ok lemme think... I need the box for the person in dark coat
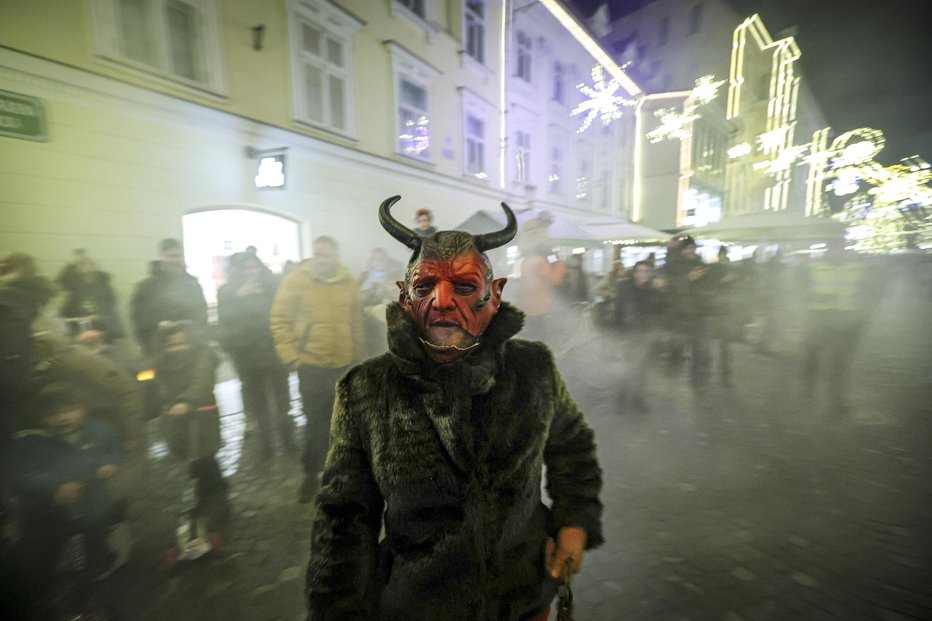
[56,250,124,343]
[306,197,603,621]
[130,238,208,358]
[615,260,667,410]
[661,236,714,391]
[9,381,126,603]
[217,252,295,457]
[153,321,228,525]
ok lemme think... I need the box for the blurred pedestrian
[662,236,713,391]
[130,238,208,358]
[358,247,404,358]
[515,215,566,344]
[801,238,869,414]
[413,207,437,237]
[615,260,667,410]
[9,381,126,595]
[559,253,590,305]
[270,236,364,503]
[218,252,296,458]
[154,321,229,527]
[307,196,603,621]
[706,246,744,387]
[752,247,784,356]
[56,249,124,345]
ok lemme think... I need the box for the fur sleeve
[543,357,605,549]
[306,374,384,620]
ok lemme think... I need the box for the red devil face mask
[399,253,507,362]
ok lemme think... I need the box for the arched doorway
[182,208,302,313]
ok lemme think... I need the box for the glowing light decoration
[400,116,430,157]
[728,142,751,158]
[644,75,724,144]
[727,15,801,211]
[572,65,636,133]
[646,107,697,143]
[817,128,932,253]
[691,75,726,105]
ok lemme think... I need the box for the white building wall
[0,48,512,319]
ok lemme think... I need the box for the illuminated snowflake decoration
[691,75,726,105]
[645,75,724,144]
[572,65,636,133]
[646,107,698,143]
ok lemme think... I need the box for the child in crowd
[153,320,229,526]
[10,381,126,585]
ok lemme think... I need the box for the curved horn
[378,195,420,250]
[474,202,518,252]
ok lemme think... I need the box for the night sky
[573,0,932,165]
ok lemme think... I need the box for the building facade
[0,0,642,316]
[597,0,828,230]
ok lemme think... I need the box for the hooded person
[306,196,604,621]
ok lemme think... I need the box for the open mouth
[431,320,461,328]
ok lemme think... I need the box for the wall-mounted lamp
[246,146,287,189]
[252,24,266,51]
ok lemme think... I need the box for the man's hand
[166,402,192,417]
[545,526,587,581]
[688,266,708,282]
[54,481,83,506]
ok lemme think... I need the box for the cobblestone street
[100,280,931,620]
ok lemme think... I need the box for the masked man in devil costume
[306,197,603,621]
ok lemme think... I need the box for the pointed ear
[489,277,507,306]
[396,280,408,305]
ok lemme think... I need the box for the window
[515,129,531,184]
[596,168,610,209]
[392,0,434,33]
[91,0,225,93]
[688,4,703,36]
[658,17,670,45]
[516,31,532,82]
[552,61,566,104]
[464,1,486,65]
[397,0,425,18]
[548,130,567,194]
[287,0,362,136]
[466,116,486,177]
[576,140,591,201]
[389,43,439,161]
[461,89,493,179]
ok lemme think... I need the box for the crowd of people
[0,201,883,619]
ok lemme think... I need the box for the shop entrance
[182,208,301,312]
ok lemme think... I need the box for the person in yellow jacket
[270,236,364,502]
[802,237,868,415]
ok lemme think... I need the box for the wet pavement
[96,280,931,621]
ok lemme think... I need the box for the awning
[580,219,669,244]
[454,208,596,243]
[681,211,845,242]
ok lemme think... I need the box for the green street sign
[0,89,48,142]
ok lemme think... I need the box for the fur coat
[306,301,603,621]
